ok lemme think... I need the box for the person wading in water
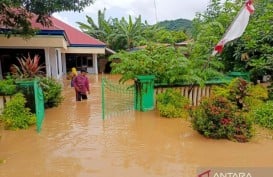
[73,69,90,101]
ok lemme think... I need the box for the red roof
[51,17,105,46]
[31,15,105,47]
[0,11,105,47]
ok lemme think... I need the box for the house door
[86,56,93,73]
[76,56,88,71]
[66,54,94,73]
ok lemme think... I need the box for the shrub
[212,78,268,111]
[251,101,273,129]
[156,88,190,118]
[227,78,249,109]
[0,75,17,95]
[0,93,36,130]
[244,84,268,110]
[266,83,273,100]
[40,77,63,108]
[12,54,45,79]
[190,96,253,142]
[109,44,222,84]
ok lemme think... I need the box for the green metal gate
[16,80,45,132]
[101,77,135,119]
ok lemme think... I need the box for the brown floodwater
[1,74,273,177]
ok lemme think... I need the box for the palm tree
[77,8,112,45]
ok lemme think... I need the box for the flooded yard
[1,74,273,177]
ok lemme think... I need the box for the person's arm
[85,77,90,94]
[73,76,80,91]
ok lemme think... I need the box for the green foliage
[1,0,95,37]
[267,82,273,100]
[191,77,268,142]
[151,30,188,44]
[192,0,238,60]
[228,78,249,109]
[156,88,190,118]
[252,101,273,129]
[153,30,174,44]
[78,11,145,51]
[40,77,63,108]
[243,83,268,110]
[110,44,222,84]
[239,0,273,80]
[77,8,113,47]
[78,9,191,51]
[0,93,36,130]
[190,96,253,142]
[0,76,17,95]
[192,0,273,81]
[156,18,193,34]
[212,78,268,111]
[113,15,144,50]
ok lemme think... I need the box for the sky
[53,0,213,29]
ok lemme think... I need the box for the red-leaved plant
[12,54,45,79]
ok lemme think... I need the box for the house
[0,15,107,79]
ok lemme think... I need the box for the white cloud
[54,0,214,28]
[52,13,70,24]
[83,0,212,24]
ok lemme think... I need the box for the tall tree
[192,0,273,82]
[77,8,112,43]
[114,15,144,50]
[191,0,242,74]
[0,0,95,36]
[237,0,273,80]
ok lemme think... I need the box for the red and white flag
[212,0,254,56]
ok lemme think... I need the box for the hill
[155,18,193,34]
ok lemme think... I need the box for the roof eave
[69,44,106,48]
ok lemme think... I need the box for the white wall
[44,48,52,77]
[86,54,98,74]
[44,48,63,79]
[56,48,62,78]
[46,49,101,76]
[61,53,66,75]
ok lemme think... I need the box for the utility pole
[154,0,158,24]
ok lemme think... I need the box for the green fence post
[101,77,105,120]
[33,80,45,133]
[134,75,155,112]
[15,79,45,133]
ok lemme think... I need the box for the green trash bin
[134,75,155,112]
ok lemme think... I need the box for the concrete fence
[0,95,12,114]
[155,84,215,106]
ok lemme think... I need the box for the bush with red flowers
[190,95,253,142]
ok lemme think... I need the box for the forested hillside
[155,18,192,33]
